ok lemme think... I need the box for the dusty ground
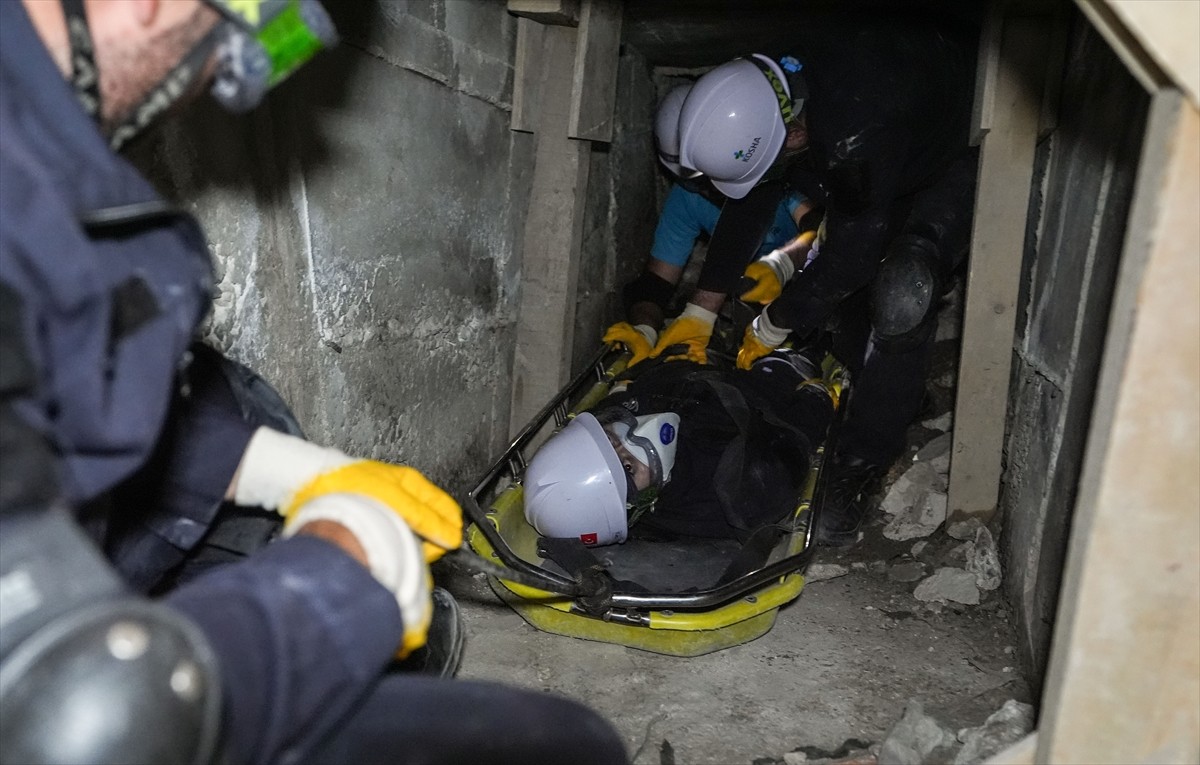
[442,298,1033,765]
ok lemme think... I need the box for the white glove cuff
[282,493,431,635]
[753,307,792,346]
[680,303,718,327]
[632,324,658,346]
[233,427,355,511]
[762,248,796,285]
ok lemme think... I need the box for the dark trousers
[833,149,977,465]
[303,675,629,765]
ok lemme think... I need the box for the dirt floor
[442,298,1034,765]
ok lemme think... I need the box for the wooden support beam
[948,16,1048,522]
[568,0,623,143]
[1035,90,1200,765]
[508,24,591,435]
[510,18,544,134]
[507,0,579,26]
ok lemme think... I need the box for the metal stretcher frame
[463,345,845,656]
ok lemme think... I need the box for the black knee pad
[870,235,942,352]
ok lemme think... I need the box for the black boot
[815,453,884,547]
[390,587,465,678]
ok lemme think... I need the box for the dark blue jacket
[0,5,400,762]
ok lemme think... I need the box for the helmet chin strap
[58,0,225,151]
[60,0,100,120]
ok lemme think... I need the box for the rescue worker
[0,2,627,763]
[655,22,979,546]
[604,84,819,366]
[524,349,839,546]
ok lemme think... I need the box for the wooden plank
[511,18,544,134]
[509,24,592,435]
[1075,0,1171,95]
[970,3,1003,146]
[568,0,623,143]
[507,0,579,26]
[947,18,1048,522]
[1108,0,1200,107]
[1036,91,1200,765]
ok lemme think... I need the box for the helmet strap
[57,0,227,151]
[747,54,806,127]
[108,25,225,151]
[59,0,101,120]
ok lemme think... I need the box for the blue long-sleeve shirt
[0,6,401,762]
[649,183,805,269]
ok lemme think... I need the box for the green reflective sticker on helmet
[258,2,324,86]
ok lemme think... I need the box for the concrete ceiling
[622,0,987,69]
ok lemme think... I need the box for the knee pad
[870,235,942,351]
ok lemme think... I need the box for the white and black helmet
[523,410,680,547]
[677,54,803,199]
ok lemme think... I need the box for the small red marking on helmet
[580,533,598,546]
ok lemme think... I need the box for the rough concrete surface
[446,338,1031,765]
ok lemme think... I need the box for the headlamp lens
[208,0,337,113]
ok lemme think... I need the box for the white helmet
[677,55,797,199]
[523,409,682,546]
[524,413,631,546]
[655,84,702,179]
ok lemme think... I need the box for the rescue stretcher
[461,344,848,657]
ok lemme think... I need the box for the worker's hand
[740,249,795,304]
[736,308,792,370]
[233,428,463,562]
[283,493,433,658]
[649,304,717,365]
[602,322,657,366]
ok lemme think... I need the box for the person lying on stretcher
[523,348,840,547]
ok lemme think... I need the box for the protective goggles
[206,0,338,112]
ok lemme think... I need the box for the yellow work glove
[602,322,658,366]
[740,249,795,304]
[233,428,462,563]
[736,308,792,370]
[648,304,717,365]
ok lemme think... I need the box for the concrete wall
[1000,12,1149,687]
[136,1,658,493]
[136,1,529,491]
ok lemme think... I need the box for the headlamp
[206,0,339,112]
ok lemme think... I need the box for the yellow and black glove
[736,307,792,370]
[740,249,795,304]
[602,322,657,366]
[648,304,717,365]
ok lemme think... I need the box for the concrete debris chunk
[878,701,953,765]
[914,433,951,463]
[921,412,953,432]
[952,700,1035,764]
[783,752,809,765]
[883,491,947,541]
[881,462,948,517]
[806,563,851,583]
[966,527,1002,591]
[888,561,926,583]
[947,541,974,563]
[910,541,928,558]
[946,518,983,540]
[913,567,980,605]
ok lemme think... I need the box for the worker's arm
[626,258,683,329]
[696,180,788,294]
[165,534,403,765]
